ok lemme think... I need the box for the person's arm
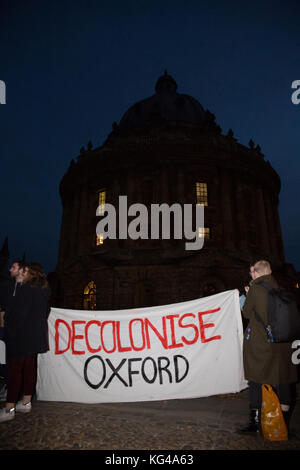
[242,285,256,319]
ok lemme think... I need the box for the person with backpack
[237,260,298,436]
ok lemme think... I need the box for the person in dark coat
[238,260,298,435]
[0,263,51,423]
[0,260,28,400]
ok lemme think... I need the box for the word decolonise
[54,308,222,355]
[54,308,222,389]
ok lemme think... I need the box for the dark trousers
[6,354,37,403]
[248,381,295,409]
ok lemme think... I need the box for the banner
[37,289,247,403]
[0,329,5,365]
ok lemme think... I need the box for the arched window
[196,182,208,206]
[83,281,97,310]
[96,189,106,246]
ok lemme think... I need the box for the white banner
[37,289,247,403]
[0,338,5,365]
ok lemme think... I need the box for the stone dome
[56,71,290,312]
[118,71,206,129]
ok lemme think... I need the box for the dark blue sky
[0,0,300,274]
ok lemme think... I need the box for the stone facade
[52,72,298,310]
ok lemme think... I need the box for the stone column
[235,182,248,252]
[126,170,135,206]
[177,170,185,205]
[221,172,235,249]
[269,193,285,262]
[71,189,82,257]
[256,188,270,254]
[59,196,75,264]
[210,176,218,209]
[57,204,67,266]
[77,185,91,255]
[160,168,169,203]
[112,177,120,205]
[263,190,278,255]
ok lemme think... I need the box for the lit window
[196,182,208,206]
[96,234,104,246]
[83,281,97,310]
[97,190,106,215]
[96,190,106,246]
[296,283,299,289]
[198,227,211,239]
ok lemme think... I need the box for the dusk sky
[0,0,300,274]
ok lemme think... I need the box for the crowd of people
[0,258,298,441]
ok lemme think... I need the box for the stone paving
[0,387,300,451]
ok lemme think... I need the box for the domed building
[53,71,294,310]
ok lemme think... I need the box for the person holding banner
[0,263,51,423]
[238,260,298,436]
[0,259,28,402]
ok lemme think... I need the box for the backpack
[254,282,300,343]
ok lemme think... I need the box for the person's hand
[244,286,250,294]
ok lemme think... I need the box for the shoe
[0,407,15,423]
[16,401,32,413]
[236,409,260,435]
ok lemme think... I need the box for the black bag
[254,282,300,343]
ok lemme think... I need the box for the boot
[282,410,290,431]
[237,409,260,435]
[282,409,293,438]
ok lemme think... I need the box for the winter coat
[3,280,51,361]
[0,279,13,309]
[242,274,298,385]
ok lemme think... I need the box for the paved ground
[0,385,300,451]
